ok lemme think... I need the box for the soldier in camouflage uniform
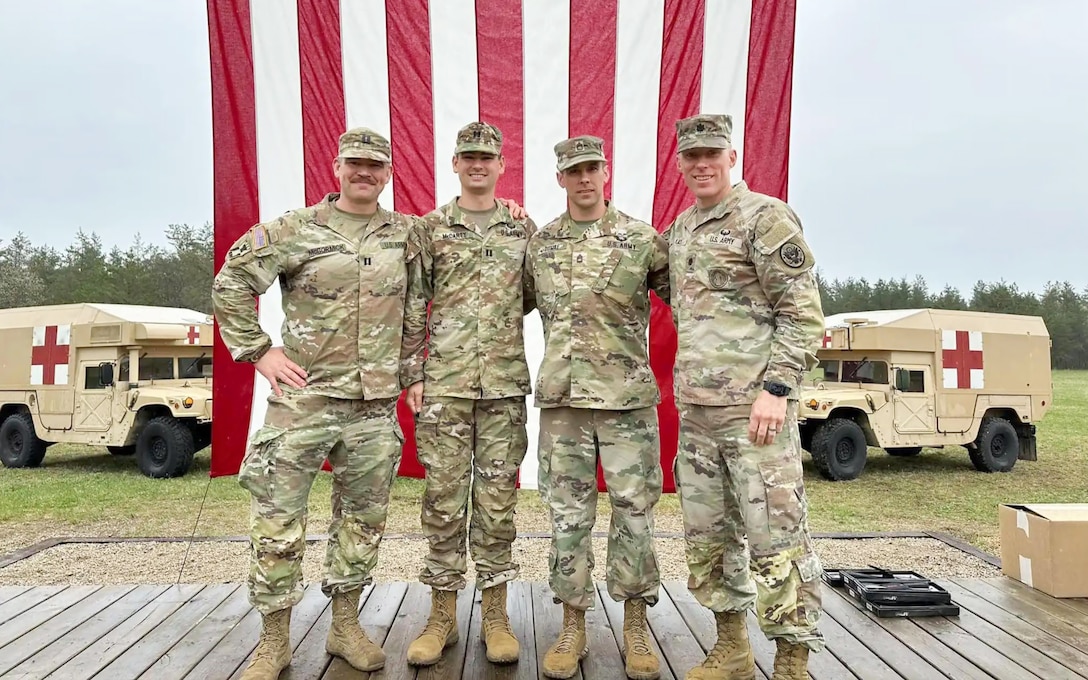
[526,135,670,680]
[665,114,825,680]
[404,122,536,667]
[213,128,429,680]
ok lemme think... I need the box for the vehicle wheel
[107,445,135,456]
[969,418,1019,473]
[0,413,47,468]
[810,418,868,481]
[886,447,922,457]
[136,416,196,478]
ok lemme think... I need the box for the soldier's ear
[729,149,737,168]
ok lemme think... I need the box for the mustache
[350,176,378,184]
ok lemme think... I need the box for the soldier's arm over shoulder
[522,217,539,315]
[647,228,670,306]
[400,216,430,387]
[211,217,290,363]
[750,204,824,392]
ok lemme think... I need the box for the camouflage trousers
[674,400,824,651]
[238,391,403,614]
[538,406,663,611]
[415,395,528,590]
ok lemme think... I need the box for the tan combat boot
[325,587,385,671]
[685,610,755,680]
[240,607,291,680]
[406,588,459,665]
[481,583,520,663]
[771,639,810,679]
[542,604,587,679]
[622,598,660,680]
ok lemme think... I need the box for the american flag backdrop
[206,0,798,492]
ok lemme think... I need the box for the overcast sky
[0,0,1084,297]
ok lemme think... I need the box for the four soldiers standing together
[214,113,825,680]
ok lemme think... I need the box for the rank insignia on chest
[363,256,373,266]
[576,253,584,264]
[485,248,493,257]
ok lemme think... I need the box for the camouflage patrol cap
[338,127,392,163]
[455,121,503,155]
[554,135,607,171]
[676,114,732,152]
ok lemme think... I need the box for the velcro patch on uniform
[755,218,798,253]
[605,240,637,250]
[774,238,814,274]
[500,228,526,238]
[226,238,252,261]
[380,240,406,249]
[306,244,350,257]
[538,244,562,256]
[437,231,471,240]
[251,225,272,253]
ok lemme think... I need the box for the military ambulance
[798,308,1051,481]
[0,303,214,478]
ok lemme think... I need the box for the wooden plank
[320,580,407,680]
[417,584,476,680]
[939,580,1088,679]
[531,582,583,680]
[225,582,335,680]
[661,582,770,680]
[141,584,254,678]
[91,583,238,679]
[818,586,947,680]
[0,584,100,650]
[0,585,133,677]
[0,586,29,608]
[953,579,1088,653]
[50,584,204,679]
[910,615,1041,680]
[645,584,714,680]
[809,609,902,680]
[4,585,168,679]
[460,583,537,680]
[597,585,677,680]
[574,582,626,680]
[0,585,67,625]
[982,577,1088,630]
[828,586,993,680]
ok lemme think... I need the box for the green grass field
[1,371,1085,556]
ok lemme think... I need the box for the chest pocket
[593,249,642,307]
[695,236,749,292]
[533,248,569,319]
[290,245,357,295]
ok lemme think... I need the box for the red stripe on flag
[568,0,618,198]
[476,0,525,206]
[648,0,706,494]
[207,0,259,478]
[744,0,796,200]
[298,0,345,205]
[386,0,436,215]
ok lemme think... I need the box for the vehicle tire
[886,446,922,457]
[0,412,47,468]
[136,416,196,478]
[810,418,868,481]
[969,418,1019,473]
[107,445,135,456]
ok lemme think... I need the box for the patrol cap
[554,135,607,171]
[675,114,732,152]
[337,127,392,163]
[455,121,503,155]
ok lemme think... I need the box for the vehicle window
[140,357,175,380]
[817,360,840,382]
[84,365,107,390]
[180,356,213,379]
[903,369,925,392]
[118,356,129,382]
[842,360,888,384]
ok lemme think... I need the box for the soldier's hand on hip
[254,347,307,397]
[748,391,787,446]
[405,381,424,414]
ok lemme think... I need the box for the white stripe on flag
[701,0,752,182]
[250,0,303,436]
[613,0,664,225]
[431,0,479,205]
[521,2,572,489]
[341,0,397,206]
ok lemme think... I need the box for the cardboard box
[999,503,1088,598]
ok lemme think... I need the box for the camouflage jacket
[419,198,537,399]
[212,193,429,400]
[526,203,670,410]
[666,181,824,406]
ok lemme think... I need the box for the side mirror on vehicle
[894,368,910,391]
[99,362,115,386]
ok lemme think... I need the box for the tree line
[1,226,1086,369]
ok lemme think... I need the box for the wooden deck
[0,578,1085,679]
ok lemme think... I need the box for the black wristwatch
[763,380,790,397]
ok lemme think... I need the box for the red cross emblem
[187,326,201,344]
[822,331,833,348]
[31,324,71,385]
[942,330,983,389]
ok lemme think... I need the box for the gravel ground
[0,535,998,586]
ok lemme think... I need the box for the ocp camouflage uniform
[213,128,428,677]
[666,114,825,678]
[528,136,671,680]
